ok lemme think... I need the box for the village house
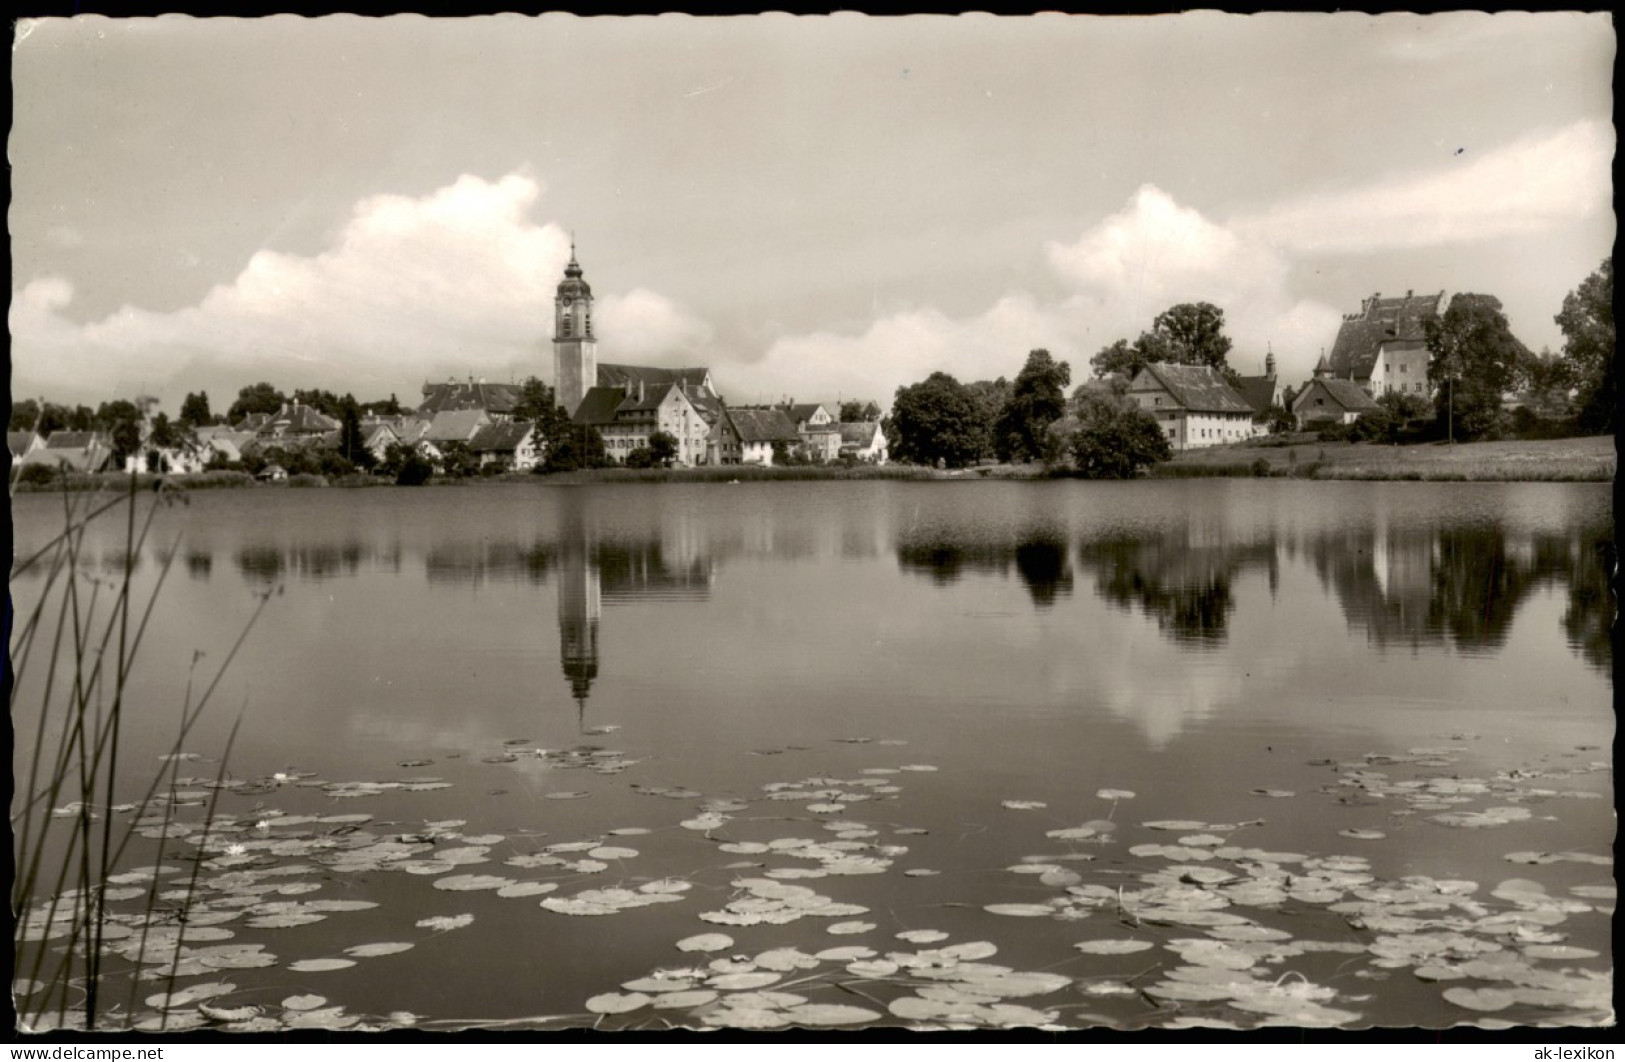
[717,408,801,465]
[573,378,712,466]
[838,421,889,463]
[20,431,115,473]
[1127,363,1256,450]
[782,403,842,462]
[257,400,339,441]
[423,409,491,448]
[234,412,272,434]
[469,420,540,471]
[196,425,259,467]
[1326,290,1445,399]
[417,378,525,421]
[1292,376,1381,429]
[9,430,44,463]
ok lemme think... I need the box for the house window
[1400,364,1407,374]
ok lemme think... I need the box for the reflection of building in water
[555,503,715,717]
[1314,527,1443,651]
[895,530,1074,609]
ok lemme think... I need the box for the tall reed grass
[10,469,271,1032]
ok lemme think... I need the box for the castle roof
[417,380,522,416]
[1133,363,1254,414]
[1327,290,1444,382]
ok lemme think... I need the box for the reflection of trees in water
[235,543,362,583]
[1075,536,1275,645]
[423,542,555,585]
[186,551,212,580]
[896,532,1073,609]
[1310,521,1613,670]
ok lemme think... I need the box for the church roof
[469,421,534,453]
[572,387,631,427]
[557,248,592,300]
[596,364,713,393]
[1233,375,1279,415]
[1327,291,1444,382]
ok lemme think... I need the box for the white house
[1127,363,1257,451]
[717,408,801,466]
[573,379,713,466]
[838,421,889,463]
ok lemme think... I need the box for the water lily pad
[1096,789,1135,800]
[709,971,783,990]
[496,881,559,898]
[416,914,473,931]
[145,982,238,1009]
[1442,986,1517,1012]
[287,958,356,973]
[827,920,876,935]
[344,942,414,958]
[896,929,949,944]
[1002,800,1047,810]
[587,992,651,1014]
[432,874,513,892]
[786,1003,882,1025]
[197,1002,261,1022]
[651,989,721,1010]
[677,933,734,953]
[984,903,1056,917]
[816,946,877,961]
[1073,939,1155,955]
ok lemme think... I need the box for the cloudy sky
[10,13,1615,411]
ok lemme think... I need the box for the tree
[961,377,1011,461]
[10,398,40,432]
[395,452,434,486]
[838,400,882,423]
[1089,338,1143,380]
[511,377,557,422]
[1065,391,1172,479]
[647,431,679,468]
[95,400,144,467]
[992,349,1071,463]
[437,440,480,478]
[228,382,287,422]
[338,400,368,467]
[1555,257,1614,433]
[1425,293,1530,442]
[362,394,404,416]
[179,391,213,428]
[1147,302,1234,376]
[1350,391,1429,444]
[888,372,988,468]
[149,412,178,449]
[541,423,608,473]
[1262,402,1296,435]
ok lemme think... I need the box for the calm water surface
[12,480,1613,1031]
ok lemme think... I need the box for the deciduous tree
[1064,391,1172,479]
[228,382,287,422]
[993,349,1071,463]
[1425,293,1530,441]
[179,391,213,427]
[888,372,988,469]
[1555,257,1614,433]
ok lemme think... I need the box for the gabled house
[417,379,525,421]
[838,421,889,464]
[1292,378,1381,429]
[8,431,43,462]
[235,412,272,434]
[783,403,842,462]
[1327,290,1445,399]
[468,421,540,471]
[198,428,259,466]
[423,409,492,447]
[717,408,801,466]
[1127,363,1257,450]
[360,422,400,465]
[258,401,339,440]
[22,432,114,474]
[573,379,712,466]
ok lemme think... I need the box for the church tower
[553,242,597,418]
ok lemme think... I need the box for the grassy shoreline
[10,436,1613,492]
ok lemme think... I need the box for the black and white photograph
[9,12,1615,1038]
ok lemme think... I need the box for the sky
[9,12,1616,413]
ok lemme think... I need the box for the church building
[552,246,726,466]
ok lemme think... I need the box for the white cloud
[744,184,1343,401]
[9,173,710,404]
[596,288,714,363]
[1234,120,1614,254]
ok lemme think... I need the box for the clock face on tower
[561,297,573,308]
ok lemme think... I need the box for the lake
[10,479,1614,1032]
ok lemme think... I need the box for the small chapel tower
[553,242,597,418]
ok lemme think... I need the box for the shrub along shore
[10,435,1614,493]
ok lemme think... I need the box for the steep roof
[1136,363,1254,414]
[1233,375,1279,415]
[235,413,272,432]
[424,409,490,443]
[362,423,399,448]
[839,422,881,448]
[20,446,109,472]
[1327,291,1444,382]
[8,431,39,457]
[44,431,109,450]
[1296,378,1381,413]
[616,382,678,414]
[597,364,713,393]
[726,408,801,444]
[785,403,827,423]
[417,380,523,416]
[468,421,534,453]
[572,386,631,427]
[264,404,339,434]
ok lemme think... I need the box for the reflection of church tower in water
[557,502,601,718]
